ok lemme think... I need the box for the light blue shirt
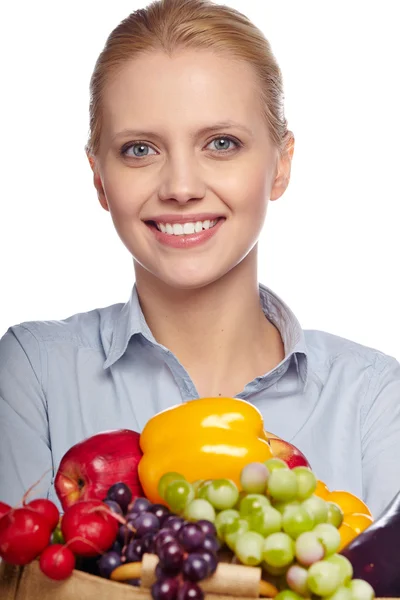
[1,283,399,518]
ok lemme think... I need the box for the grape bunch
[152,519,219,600]
[96,482,221,600]
[96,482,170,583]
[159,461,376,600]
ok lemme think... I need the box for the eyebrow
[111,120,254,141]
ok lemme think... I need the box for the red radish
[0,508,52,565]
[0,501,11,520]
[26,499,59,531]
[39,544,75,580]
[61,500,118,556]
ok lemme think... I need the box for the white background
[1,1,399,359]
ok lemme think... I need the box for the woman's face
[89,50,293,289]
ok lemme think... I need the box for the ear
[270,133,295,201]
[86,151,109,212]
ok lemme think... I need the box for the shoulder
[303,329,400,396]
[1,301,124,351]
[304,328,398,370]
[0,301,125,373]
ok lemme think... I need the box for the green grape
[247,505,282,536]
[235,531,264,566]
[206,478,239,510]
[183,498,216,523]
[239,494,270,517]
[214,509,240,541]
[197,480,212,499]
[295,531,325,566]
[325,554,353,584]
[347,579,375,600]
[293,466,317,500]
[240,462,269,494]
[262,532,295,568]
[165,479,194,513]
[307,560,341,596]
[234,490,247,510]
[191,479,205,495]
[325,585,352,600]
[313,523,341,556]
[158,472,186,499]
[286,564,309,596]
[326,502,344,528]
[225,518,249,551]
[301,495,328,524]
[275,591,304,600]
[267,469,298,502]
[265,458,289,472]
[282,506,314,539]
[274,500,301,515]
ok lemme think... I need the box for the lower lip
[146,218,225,249]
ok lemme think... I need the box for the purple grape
[178,523,205,552]
[133,512,161,537]
[177,581,204,600]
[109,540,122,554]
[155,529,177,554]
[150,503,171,525]
[142,532,156,553]
[107,482,132,513]
[156,563,180,580]
[163,516,185,533]
[158,540,185,571]
[125,540,142,563]
[127,578,141,586]
[182,554,209,582]
[98,551,122,578]
[126,510,140,523]
[103,499,124,516]
[201,535,220,554]
[196,520,217,538]
[118,523,134,546]
[129,497,151,514]
[151,577,179,600]
[197,551,218,576]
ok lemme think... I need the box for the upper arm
[361,354,400,518]
[0,325,53,505]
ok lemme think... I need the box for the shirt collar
[103,282,309,389]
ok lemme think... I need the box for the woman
[0,0,399,517]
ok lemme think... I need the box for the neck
[134,248,284,396]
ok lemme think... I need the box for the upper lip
[145,213,226,224]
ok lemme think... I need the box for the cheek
[102,170,141,219]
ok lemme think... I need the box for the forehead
[101,50,264,137]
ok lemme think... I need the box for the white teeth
[183,222,195,234]
[156,219,219,235]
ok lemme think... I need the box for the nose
[157,154,206,205]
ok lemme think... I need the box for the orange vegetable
[326,490,372,518]
[342,512,373,535]
[314,481,374,550]
[138,397,273,504]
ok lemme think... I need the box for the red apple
[268,437,311,469]
[55,429,143,511]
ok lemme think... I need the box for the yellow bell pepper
[138,397,273,504]
[315,481,374,550]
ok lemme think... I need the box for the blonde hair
[86,0,291,156]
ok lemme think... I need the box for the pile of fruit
[0,397,398,599]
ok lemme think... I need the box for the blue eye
[120,135,241,158]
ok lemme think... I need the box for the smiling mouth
[145,217,224,236]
